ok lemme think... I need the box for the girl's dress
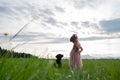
[69,41,83,68]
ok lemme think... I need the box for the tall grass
[9,20,32,42]
[2,20,33,51]
[0,57,120,80]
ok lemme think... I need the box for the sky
[0,0,120,58]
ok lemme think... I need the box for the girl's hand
[78,47,83,54]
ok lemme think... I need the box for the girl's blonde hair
[70,34,78,42]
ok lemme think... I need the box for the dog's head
[56,54,63,60]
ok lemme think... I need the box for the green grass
[0,58,120,80]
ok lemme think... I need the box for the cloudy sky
[0,0,120,58]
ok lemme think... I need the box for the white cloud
[0,0,120,40]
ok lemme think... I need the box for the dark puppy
[55,54,63,68]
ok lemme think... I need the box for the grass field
[0,58,120,80]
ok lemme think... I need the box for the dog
[54,54,63,68]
